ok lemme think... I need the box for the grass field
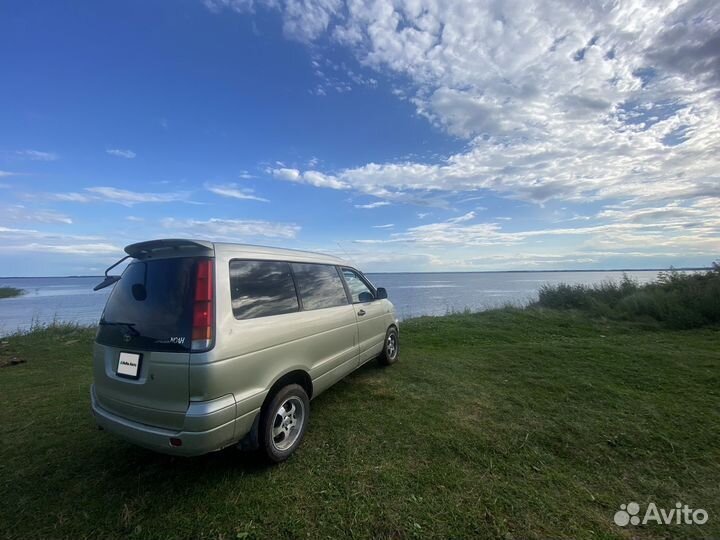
[1,309,719,539]
[0,287,23,299]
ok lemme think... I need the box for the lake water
[0,271,663,335]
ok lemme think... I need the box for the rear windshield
[95,257,199,352]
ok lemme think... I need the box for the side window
[291,263,348,311]
[229,260,299,320]
[342,269,375,303]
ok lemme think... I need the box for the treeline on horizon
[535,262,720,329]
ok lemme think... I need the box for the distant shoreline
[0,267,709,279]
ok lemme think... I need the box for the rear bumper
[90,385,238,457]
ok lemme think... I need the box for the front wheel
[379,327,399,366]
[259,384,310,463]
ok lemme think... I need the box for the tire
[379,326,399,366]
[259,384,310,463]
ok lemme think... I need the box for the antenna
[336,241,354,265]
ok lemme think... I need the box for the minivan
[91,239,399,462]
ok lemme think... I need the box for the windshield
[95,257,199,352]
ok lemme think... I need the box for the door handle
[357,309,366,316]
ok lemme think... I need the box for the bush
[537,275,639,311]
[0,287,24,299]
[534,263,720,329]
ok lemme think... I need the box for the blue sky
[1,0,718,276]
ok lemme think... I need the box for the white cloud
[218,0,720,218]
[0,205,73,225]
[106,148,136,159]
[354,200,720,258]
[48,187,191,206]
[205,0,341,42]
[205,182,269,202]
[372,223,394,229]
[0,226,100,240]
[13,243,122,255]
[272,167,301,181]
[203,0,254,13]
[0,226,118,257]
[16,150,58,161]
[86,187,189,205]
[0,170,18,177]
[350,251,441,270]
[125,216,145,222]
[282,0,342,42]
[0,226,40,235]
[447,211,475,223]
[303,170,348,189]
[270,167,349,189]
[52,192,94,203]
[308,55,378,96]
[203,0,720,268]
[354,201,390,209]
[161,217,300,240]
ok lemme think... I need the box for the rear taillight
[192,259,214,351]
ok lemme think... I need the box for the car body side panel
[189,253,360,418]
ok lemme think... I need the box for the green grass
[536,264,720,329]
[1,311,719,539]
[0,286,24,299]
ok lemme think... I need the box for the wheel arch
[266,368,314,402]
[238,368,313,451]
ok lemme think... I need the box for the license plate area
[117,352,142,379]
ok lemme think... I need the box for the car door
[217,260,359,402]
[341,268,388,363]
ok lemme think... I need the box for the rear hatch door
[94,256,203,430]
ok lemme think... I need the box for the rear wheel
[259,384,310,462]
[379,326,399,366]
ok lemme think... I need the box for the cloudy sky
[1,0,718,275]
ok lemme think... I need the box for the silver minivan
[91,239,399,461]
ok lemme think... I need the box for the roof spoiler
[93,240,215,292]
[124,239,215,259]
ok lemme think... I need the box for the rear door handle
[357,309,366,316]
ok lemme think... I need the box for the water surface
[0,271,663,335]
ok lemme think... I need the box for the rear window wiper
[99,320,140,336]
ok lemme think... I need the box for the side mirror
[376,287,388,299]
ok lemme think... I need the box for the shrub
[0,287,24,299]
[534,263,720,329]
